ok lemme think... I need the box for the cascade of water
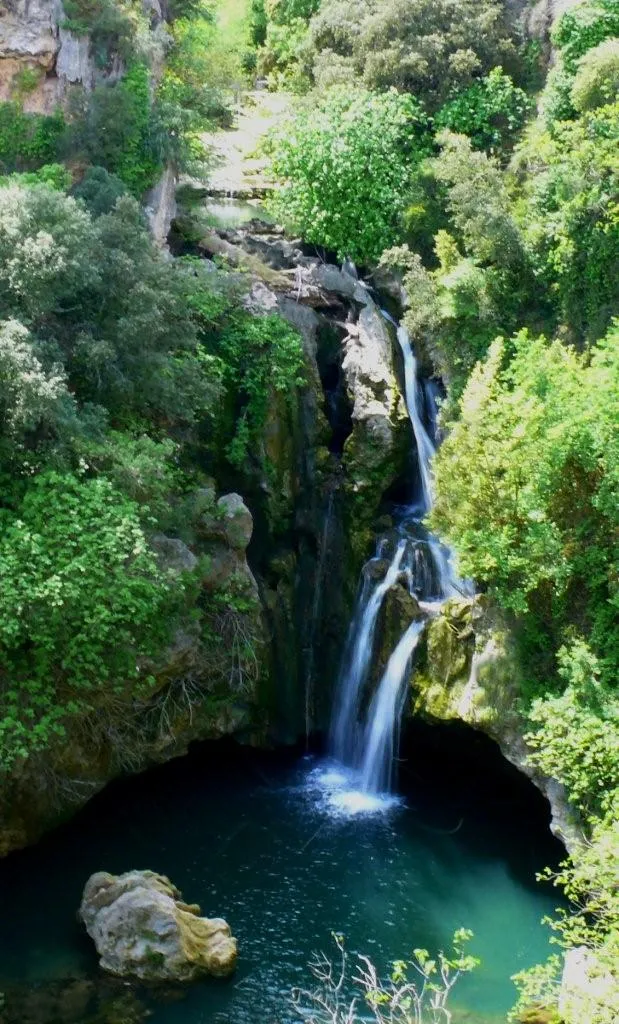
[330,539,407,765]
[396,325,436,514]
[325,310,470,805]
[358,620,425,793]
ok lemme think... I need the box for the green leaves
[267,87,431,263]
[0,472,183,769]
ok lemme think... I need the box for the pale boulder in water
[79,870,237,981]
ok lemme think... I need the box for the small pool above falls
[0,738,564,1024]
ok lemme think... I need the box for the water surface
[0,737,563,1024]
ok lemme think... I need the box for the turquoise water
[0,734,563,1023]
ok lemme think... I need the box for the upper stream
[0,739,563,1024]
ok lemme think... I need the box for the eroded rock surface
[80,870,237,981]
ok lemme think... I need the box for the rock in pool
[79,870,237,982]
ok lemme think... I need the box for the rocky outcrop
[144,164,178,248]
[80,870,237,981]
[410,597,583,853]
[0,491,270,858]
[341,294,409,562]
[0,0,95,113]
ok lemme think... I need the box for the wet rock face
[80,871,237,981]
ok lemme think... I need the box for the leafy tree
[308,0,521,110]
[71,165,128,217]
[0,103,65,174]
[516,101,619,341]
[64,63,161,196]
[431,325,618,691]
[266,87,431,263]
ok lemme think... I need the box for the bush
[552,0,619,75]
[431,325,618,692]
[307,0,521,111]
[65,64,161,196]
[266,87,431,263]
[435,67,533,154]
[71,165,128,217]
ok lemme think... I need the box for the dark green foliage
[249,0,268,46]
[71,165,128,217]
[0,104,64,174]
[435,67,533,154]
[64,64,161,196]
[308,0,521,110]
[186,278,305,470]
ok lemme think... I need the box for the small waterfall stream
[325,317,468,806]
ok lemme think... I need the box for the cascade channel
[326,315,471,810]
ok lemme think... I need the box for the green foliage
[571,38,619,111]
[0,103,64,174]
[307,0,521,111]
[0,472,182,767]
[431,326,618,691]
[66,63,161,196]
[552,0,619,76]
[517,101,619,341]
[62,0,143,69]
[249,0,268,46]
[435,67,533,154]
[0,163,72,191]
[71,165,128,216]
[0,184,222,425]
[188,291,306,469]
[266,87,431,263]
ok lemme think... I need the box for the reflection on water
[204,199,274,230]
[0,741,563,1024]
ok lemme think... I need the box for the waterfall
[330,539,407,765]
[396,325,435,515]
[323,311,468,807]
[358,620,425,793]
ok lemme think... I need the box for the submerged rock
[80,870,238,982]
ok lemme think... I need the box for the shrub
[65,64,161,196]
[0,103,64,173]
[307,0,521,111]
[435,67,533,154]
[71,165,128,217]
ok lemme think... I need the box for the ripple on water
[304,759,405,817]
